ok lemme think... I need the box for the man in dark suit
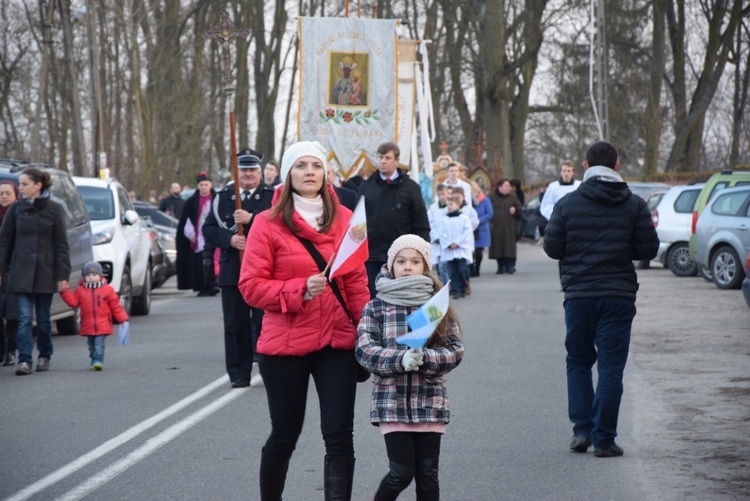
[358,141,430,296]
[203,148,275,388]
[326,164,358,211]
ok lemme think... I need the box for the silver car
[693,186,750,289]
[653,184,704,276]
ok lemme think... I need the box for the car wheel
[119,265,133,316]
[667,243,698,277]
[55,308,81,336]
[711,246,745,290]
[698,265,713,282]
[132,264,152,316]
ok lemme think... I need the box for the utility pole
[589,0,608,140]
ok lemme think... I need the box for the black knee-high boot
[260,449,290,501]
[324,455,355,501]
[474,251,483,277]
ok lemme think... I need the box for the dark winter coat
[358,169,430,263]
[543,178,659,300]
[60,279,129,336]
[176,189,215,290]
[158,194,185,220]
[488,191,521,259]
[202,182,274,287]
[0,197,71,294]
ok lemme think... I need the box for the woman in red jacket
[238,141,369,501]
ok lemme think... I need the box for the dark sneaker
[36,357,50,372]
[15,362,32,376]
[570,435,592,452]
[594,443,624,457]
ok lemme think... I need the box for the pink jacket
[238,187,370,356]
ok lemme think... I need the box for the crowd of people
[0,139,655,499]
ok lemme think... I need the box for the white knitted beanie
[387,234,432,273]
[280,141,328,183]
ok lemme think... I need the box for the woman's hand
[58,280,69,292]
[509,206,517,216]
[306,272,327,298]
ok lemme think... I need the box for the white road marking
[56,387,246,501]
[5,376,228,501]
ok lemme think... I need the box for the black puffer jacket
[543,179,658,300]
[358,170,430,262]
[0,197,71,294]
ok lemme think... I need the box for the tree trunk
[59,0,87,174]
[643,0,666,177]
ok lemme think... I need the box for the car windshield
[134,205,178,228]
[78,185,115,221]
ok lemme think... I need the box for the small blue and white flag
[396,281,451,349]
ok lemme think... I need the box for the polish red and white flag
[329,196,368,280]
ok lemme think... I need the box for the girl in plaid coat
[356,234,464,501]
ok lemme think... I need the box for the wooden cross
[201,10,249,91]
[439,140,449,156]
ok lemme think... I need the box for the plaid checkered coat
[356,297,464,425]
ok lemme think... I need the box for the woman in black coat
[0,180,19,365]
[0,168,71,375]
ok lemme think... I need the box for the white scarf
[292,192,324,231]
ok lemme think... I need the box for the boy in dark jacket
[60,261,129,370]
[543,141,658,458]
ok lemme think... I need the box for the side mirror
[123,209,140,225]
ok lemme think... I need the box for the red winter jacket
[60,280,129,336]
[238,187,370,356]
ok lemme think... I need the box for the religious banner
[298,17,398,178]
[397,40,417,173]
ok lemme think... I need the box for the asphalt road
[0,245,683,500]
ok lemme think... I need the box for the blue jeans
[16,293,53,365]
[446,258,468,294]
[564,297,636,449]
[437,262,450,286]
[87,336,106,363]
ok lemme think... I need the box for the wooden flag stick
[323,252,336,277]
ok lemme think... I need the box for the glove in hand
[401,348,424,372]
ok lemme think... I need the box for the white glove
[401,348,424,372]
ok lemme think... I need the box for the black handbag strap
[294,234,356,327]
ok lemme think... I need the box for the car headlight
[92,227,115,245]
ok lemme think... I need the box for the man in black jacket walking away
[359,142,430,296]
[543,141,658,458]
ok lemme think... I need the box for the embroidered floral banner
[298,17,398,178]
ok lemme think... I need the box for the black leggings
[258,346,358,459]
[374,432,441,501]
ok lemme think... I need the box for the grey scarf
[376,274,435,307]
[583,165,623,183]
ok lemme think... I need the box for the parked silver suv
[693,186,750,289]
[652,184,703,276]
[0,159,94,335]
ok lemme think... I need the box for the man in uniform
[203,148,275,388]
